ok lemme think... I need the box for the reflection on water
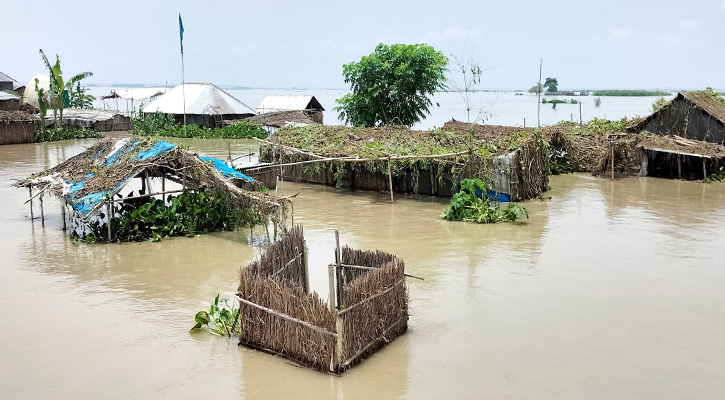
[1,137,724,399]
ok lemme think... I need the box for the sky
[2,0,724,91]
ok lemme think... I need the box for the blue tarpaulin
[106,141,141,166]
[133,142,177,161]
[199,156,254,182]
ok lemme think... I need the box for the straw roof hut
[0,109,37,145]
[143,83,256,128]
[15,138,287,240]
[628,91,725,144]
[256,95,325,124]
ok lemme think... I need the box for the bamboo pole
[611,145,615,181]
[338,263,424,280]
[29,187,33,220]
[303,241,310,295]
[387,157,394,203]
[61,203,66,231]
[39,193,45,226]
[678,154,682,179]
[703,158,707,180]
[106,200,112,242]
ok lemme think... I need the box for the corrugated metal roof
[102,88,167,101]
[143,83,255,115]
[256,95,325,113]
[0,92,20,101]
[0,71,16,82]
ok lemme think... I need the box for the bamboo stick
[39,193,45,226]
[235,295,338,338]
[272,251,304,277]
[61,203,66,231]
[338,278,405,315]
[29,187,34,220]
[106,200,112,241]
[611,145,615,181]
[387,157,394,203]
[339,263,423,280]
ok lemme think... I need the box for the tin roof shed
[144,83,255,115]
[256,95,325,113]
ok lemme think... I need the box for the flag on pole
[179,13,184,55]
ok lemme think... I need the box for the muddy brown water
[1,134,724,399]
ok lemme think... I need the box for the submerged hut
[43,109,131,131]
[15,138,287,241]
[143,83,256,128]
[0,109,38,145]
[0,91,20,111]
[101,87,168,115]
[240,110,317,135]
[628,91,725,145]
[256,95,325,124]
[256,123,548,202]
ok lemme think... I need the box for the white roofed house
[256,95,325,124]
[143,83,256,128]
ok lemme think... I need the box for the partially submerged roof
[102,87,168,101]
[256,95,325,113]
[243,110,316,128]
[15,138,284,218]
[0,71,16,83]
[143,83,255,115]
[41,109,127,128]
[628,91,725,132]
[0,91,20,101]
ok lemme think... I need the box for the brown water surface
[1,136,724,399]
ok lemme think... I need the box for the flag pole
[179,13,186,137]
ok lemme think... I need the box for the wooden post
[387,158,394,204]
[303,241,310,295]
[579,102,582,124]
[335,230,343,308]
[61,202,66,231]
[328,263,338,373]
[106,200,112,242]
[523,117,526,128]
[611,145,615,181]
[29,187,34,221]
[39,193,45,226]
[677,155,682,179]
[703,158,707,180]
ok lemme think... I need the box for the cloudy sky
[2,0,724,90]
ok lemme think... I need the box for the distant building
[0,71,15,92]
[256,95,325,124]
[628,91,725,145]
[0,91,20,111]
[143,83,256,128]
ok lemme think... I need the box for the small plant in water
[191,294,240,336]
[442,178,529,224]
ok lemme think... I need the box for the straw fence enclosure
[236,227,409,373]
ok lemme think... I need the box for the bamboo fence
[236,228,409,373]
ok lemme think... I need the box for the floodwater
[1,136,724,399]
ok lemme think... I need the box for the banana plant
[39,49,93,127]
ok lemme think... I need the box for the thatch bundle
[339,248,408,370]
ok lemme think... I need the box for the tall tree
[544,77,558,93]
[335,43,448,127]
[449,47,484,123]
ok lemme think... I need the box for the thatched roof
[637,134,725,159]
[15,138,286,218]
[243,110,316,128]
[0,110,38,122]
[628,91,725,132]
[442,120,535,141]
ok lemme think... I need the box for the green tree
[335,43,448,127]
[39,49,93,127]
[544,77,558,92]
[528,83,542,94]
